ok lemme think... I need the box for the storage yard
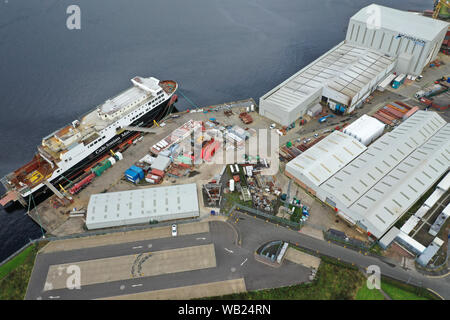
[17,4,450,276]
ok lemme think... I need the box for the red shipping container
[394,101,412,110]
[388,102,407,113]
[378,109,396,120]
[151,168,165,178]
[382,106,403,118]
[403,106,419,119]
[373,113,392,125]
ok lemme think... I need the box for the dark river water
[0,0,430,261]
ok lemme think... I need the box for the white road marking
[132,284,143,288]
[132,246,143,249]
[240,258,248,266]
[196,237,207,240]
[224,248,233,254]
[48,296,60,299]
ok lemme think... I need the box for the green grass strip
[0,245,34,281]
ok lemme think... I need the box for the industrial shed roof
[350,4,449,42]
[354,123,450,238]
[437,171,450,192]
[424,189,445,208]
[261,41,395,112]
[86,183,199,229]
[417,237,444,267]
[379,226,400,249]
[286,131,367,187]
[343,114,385,145]
[321,111,447,209]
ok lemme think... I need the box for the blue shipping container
[125,165,144,183]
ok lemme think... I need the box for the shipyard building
[85,183,199,230]
[286,111,450,239]
[259,4,449,124]
[285,130,367,194]
[346,4,448,76]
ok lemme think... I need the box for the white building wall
[259,88,321,126]
[345,17,448,76]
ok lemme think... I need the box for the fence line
[227,201,303,230]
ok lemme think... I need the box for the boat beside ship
[0,76,178,210]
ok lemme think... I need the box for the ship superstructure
[0,76,177,208]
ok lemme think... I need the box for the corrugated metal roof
[355,123,450,238]
[396,231,426,254]
[261,42,395,112]
[424,189,445,208]
[322,111,447,209]
[417,239,443,267]
[437,171,450,192]
[351,4,449,42]
[400,216,420,235]
[286,131,367,187]
[379,226,400,249]
[86,183,199,227]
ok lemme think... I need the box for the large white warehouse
[347,4,449,76]
[259,42,396,125]
[317,111,449,238]
[285,130,367,194]
[259,4,449,125]
[86,183,199,230]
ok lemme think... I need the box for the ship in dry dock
[0,76,178,210]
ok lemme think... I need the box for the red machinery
[69,173,95,195]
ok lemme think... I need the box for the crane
[433,0,450,19]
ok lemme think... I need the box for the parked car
[270,123,276,130]
[171,224,177,237]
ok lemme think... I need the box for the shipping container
[373,113,393,125]
[383,106,404,118]
[150,168,165,178]
[91,159,111,176]
[403,106,419,119]
[377,110,396,121]
[125,165,144,183]
[388,102,408,113]
[394,101,412,110]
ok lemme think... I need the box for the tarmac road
[26,221,310,300]
[26,216,449,300]
[232,211,450,300]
